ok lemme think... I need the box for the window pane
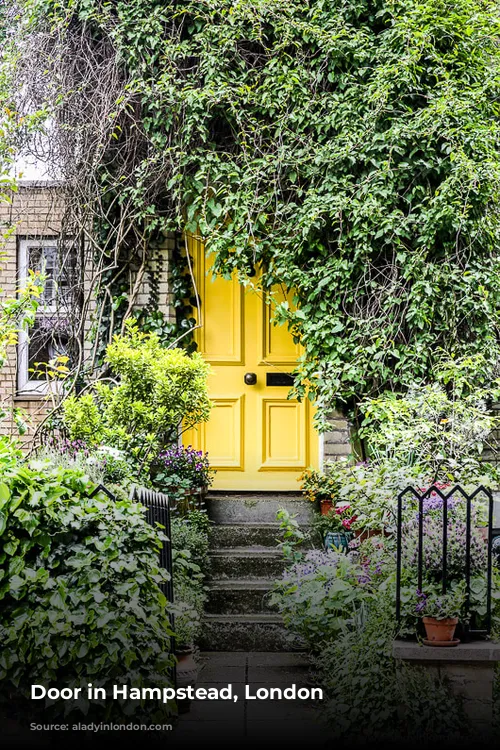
[27,244,75,308]
[27,316,70,376]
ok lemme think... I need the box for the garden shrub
[0,463,175,721]
[170,510,210,649]
[61,319,211,474]
[152,445,214,499]
[35,438,135,490]
[277,365,500,740]
[305,359,500,533]
[315,594,468,742]
[359,356,500,477]
[270,548,371,651]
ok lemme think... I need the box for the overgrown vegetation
[273,361,499,741]
[59,320,211,478]
[5,0,500,422]
[171,510,211,650]
[0,462,175,720]
[0,268,210,726]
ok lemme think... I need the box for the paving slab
[173,651,326,743]
[198,651,247,666]
[245,719,326,740]
[246,651,310,666]
[247,665,310,683]
[182,699,245,722]
[197,664,244,683]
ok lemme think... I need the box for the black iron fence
[130,486,174,605]
[395,484,493,638]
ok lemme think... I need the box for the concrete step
[206,579,277,614]
[210,522,313,549]
[200,614,305,652]
[207,494,314,525]
[210,523,280,548]
[209,546,284,579]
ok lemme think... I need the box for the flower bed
[277,362,500,741]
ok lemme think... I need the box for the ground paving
[172,651,330,746]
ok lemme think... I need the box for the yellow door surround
[183,234,318,491]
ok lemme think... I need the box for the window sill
[14,391,49,402]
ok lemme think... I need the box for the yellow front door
[183,235,318,491]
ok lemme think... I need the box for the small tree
[61,319,211,469]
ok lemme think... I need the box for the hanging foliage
[6,0,500,425]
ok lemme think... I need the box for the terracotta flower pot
[320,499,333,516]
[354,528,381,543]
[423,616,458,643]
[176,646,198,713]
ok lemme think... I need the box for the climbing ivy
[8,0,500,425]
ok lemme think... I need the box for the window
[17,238,72,395]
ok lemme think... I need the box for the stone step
[210,522,313,549]
[199,614,305,652]
[207,494,314,525]
[209,546,284,579]
[206,579,278,614]
[210,523,280,548]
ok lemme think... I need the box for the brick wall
[0,184,64,441]
[0,184,174,444]
[322,410,352,463]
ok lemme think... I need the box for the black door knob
[244,372,257,385]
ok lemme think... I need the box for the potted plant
[153,444,215,513]
[299,460,349,515]
[172,600,202,713]
[312,502,358,553]
[414,583,466,645]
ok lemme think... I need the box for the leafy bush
[270,549,371,651]
[61,320,211,473]
[35,438,134,488]
[359,357,500,477]
[277,358,498,739]
[303,361,500,532]
[0,464,175,720]
[170,510,210,649]
[316,594,468,742]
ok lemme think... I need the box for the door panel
[262,287,301,365]
[260,398,308,469]
[200,269,244,364]
[183,235,318,490]
[202,397,245,469]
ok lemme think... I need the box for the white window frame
[17,237,67,396]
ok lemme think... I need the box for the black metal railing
[395,484,493,638]
[130,486,175,605]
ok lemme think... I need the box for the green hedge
[0,463,175,720]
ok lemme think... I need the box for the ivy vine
[6,0,500,425]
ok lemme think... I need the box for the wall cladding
[0,184,174,444]
[322,411,353,465]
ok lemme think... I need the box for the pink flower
[336,502,351,511]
